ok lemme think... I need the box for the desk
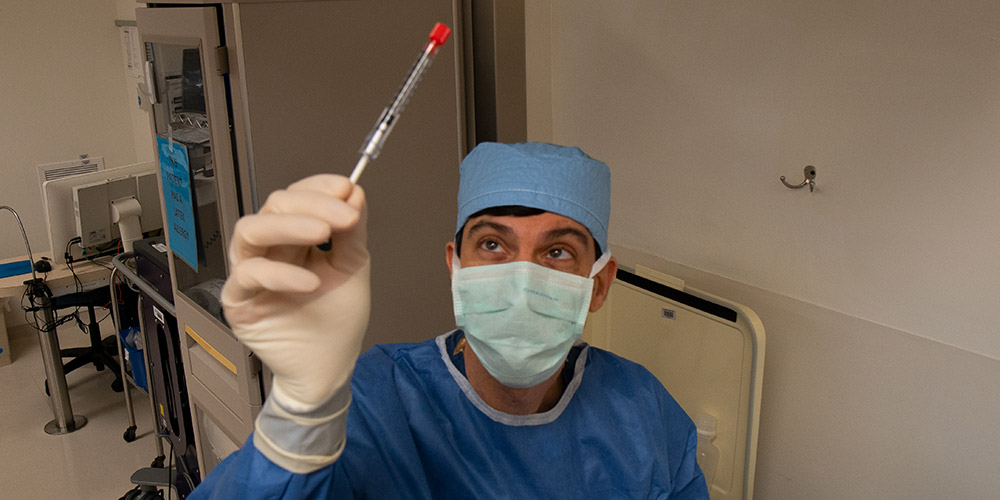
[0,253,111,361]
[0,253,111,299]
[0,253,113,434]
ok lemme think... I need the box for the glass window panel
[148,42,228,325]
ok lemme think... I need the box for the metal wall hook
[781,165,817,192]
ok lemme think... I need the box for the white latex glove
[221,174,370,410]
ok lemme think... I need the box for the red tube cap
[429,22,451,47]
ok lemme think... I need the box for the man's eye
[481,240,502,252]
[548,248,571,260]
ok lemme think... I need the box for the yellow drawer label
[185,324,238,375]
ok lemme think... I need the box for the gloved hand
[221,174,370,411]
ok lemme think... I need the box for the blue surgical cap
[456,142,610,253]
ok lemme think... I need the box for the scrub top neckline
[435,330,590,426]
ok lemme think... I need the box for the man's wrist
[253,378,353,474]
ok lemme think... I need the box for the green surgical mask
[451,253,610,388]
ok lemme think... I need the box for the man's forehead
[466,212,593,245]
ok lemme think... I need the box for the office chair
[45,285,125,394]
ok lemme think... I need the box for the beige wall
[536,0,1000,359]
[116,0,156,164]
[612,244,1000,500]
[0,0,151,261]
[5,1,997,497]
[527,1,1000,498]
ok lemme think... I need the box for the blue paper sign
[157,136,199,271]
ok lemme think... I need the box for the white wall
[115,0,156,164]
[0,0,152,261]
[4,1,996,497]
[611,244,1000,500]
[538,0,1000,360]
[527,1,1000,498]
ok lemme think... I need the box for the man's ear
[445,241,456,279]
[588,256,617,312]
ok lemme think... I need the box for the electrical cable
[65,237,84,317]
[83,248,115,271]
[19,280,76,333]
[0,205,82,336]
[66,236,120,336]
[16,234,120,337]
[66,237,83,276]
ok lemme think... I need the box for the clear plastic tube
[348,22,452,184]
[318,23,452,251]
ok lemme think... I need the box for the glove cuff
[253,378,352,474]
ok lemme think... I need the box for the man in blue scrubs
[192,142,708,499]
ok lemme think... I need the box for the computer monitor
[41,162,163,263]
[73,171,163,253]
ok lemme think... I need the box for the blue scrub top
[192,331,708,499]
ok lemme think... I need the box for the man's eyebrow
[543,227,591,249]
[466,220,516,239]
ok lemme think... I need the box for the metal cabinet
[137,0,525,476]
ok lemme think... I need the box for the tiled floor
[0,320,160,499]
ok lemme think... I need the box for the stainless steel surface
[111,257,166,457]
[44,415,87,436]
[0,206,38,282]
[34,290,86,434]
[110,267,138,433]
